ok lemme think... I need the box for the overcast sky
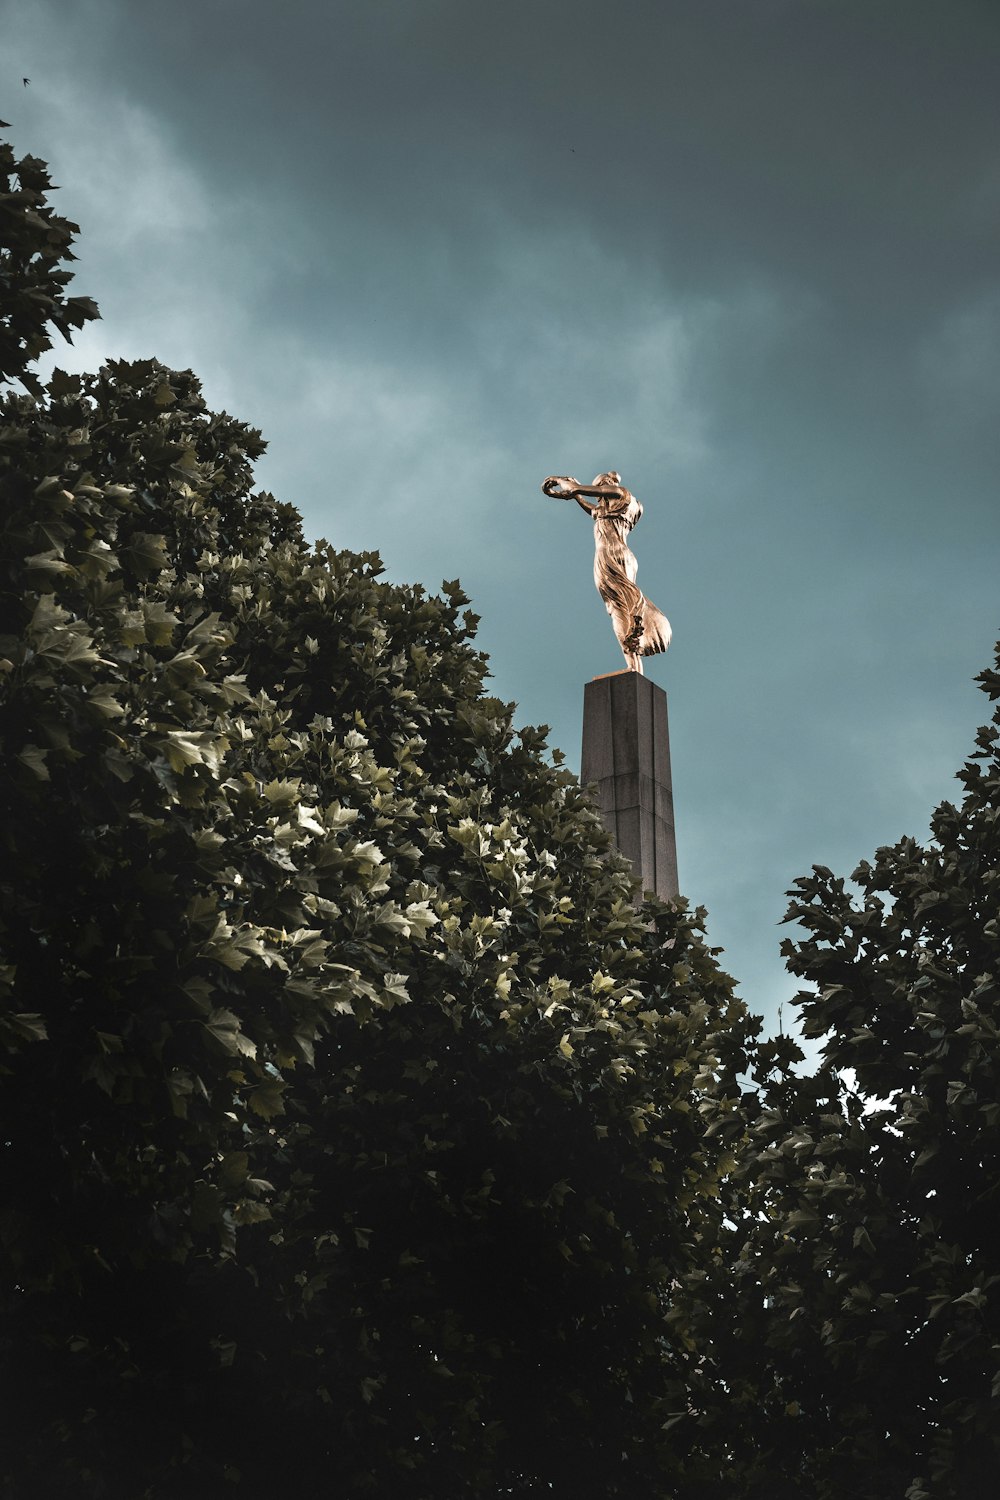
[4,0,998,1038]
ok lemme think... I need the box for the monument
[541,472,678,901]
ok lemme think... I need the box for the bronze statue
[542,471,671,673]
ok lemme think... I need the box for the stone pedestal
[581,672,678,901]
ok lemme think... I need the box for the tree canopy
[0,131,750,1498]
[706,647,1000,1500]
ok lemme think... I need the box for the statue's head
[593,471,622,487]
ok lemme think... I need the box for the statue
[542,471,671,674]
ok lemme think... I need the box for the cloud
[21,84,247,392]
[917,290,1000,436]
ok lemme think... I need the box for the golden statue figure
[542,471,671,674]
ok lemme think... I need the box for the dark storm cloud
[79,0,996,556]
[85,0,999,305]
[4,0,998,1027]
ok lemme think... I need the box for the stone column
[581,671,678,901]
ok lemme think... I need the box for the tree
[718,645,1000,1499]
[0,137,98,394]
[0,132,750,1498]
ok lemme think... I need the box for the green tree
[719,647,1000,1499]
[1,133,750,1498]
[0,137,98,393]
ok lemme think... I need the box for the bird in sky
[23,78,30,87]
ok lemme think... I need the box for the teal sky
[4,0,998,1036]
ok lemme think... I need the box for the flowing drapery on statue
[541,471,671,674]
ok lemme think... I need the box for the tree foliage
[0,138,98,393]
[0,131,750,1498]
[716,647,1000,1499]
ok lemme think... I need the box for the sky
[3,0,998,1039]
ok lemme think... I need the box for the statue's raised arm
[541,470,671,674]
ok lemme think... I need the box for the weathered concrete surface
[581,671,678,901]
